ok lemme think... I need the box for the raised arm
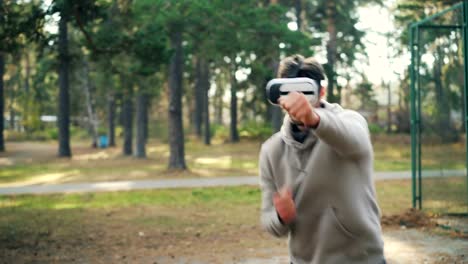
[278,91,371,158]
[312,108,372,157]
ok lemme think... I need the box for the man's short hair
[277,54,326,86]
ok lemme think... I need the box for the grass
[0,187,261,210]
[421,177,468,214]
[0,134,465,186]
[372,134,466,171]
[0,180,422,225]
[0,183,393,256]
[0,186,268,263]
[1,179,467,262]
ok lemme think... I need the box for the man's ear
[320,86,326,98]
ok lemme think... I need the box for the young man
[259,55,385,264]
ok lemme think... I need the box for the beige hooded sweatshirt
[259,100,385,264]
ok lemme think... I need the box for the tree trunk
[295,0,302,30]
[8,56,16,131]
[230,65,239,142]
[194,57,203,137]
[107,92,116,146]
[122,87,133,156]
[434,47,456,143]
[201,58,211,145]
[117,93,124,127]
[386,82,392,134]
[214,72,224,125]
[272,107,282,132]
[9,105,14,130]
[168,30,187,169]
[24,52,30,93]
[269,61,282,132]
[136,91,147,158]
[396,73,410,133]
[0,53,5,152]
[83,60,98,148]
[326,0,338,103]
[143,97,149,143]
[58,12,71,157]
[24,51,31,129]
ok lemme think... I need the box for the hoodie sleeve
[258,144,289,237]
[312,108,372,158]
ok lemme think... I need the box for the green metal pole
[412,2,463,28]
[417,26,422,210]
[410,25,417,209]
[462,0,468,209]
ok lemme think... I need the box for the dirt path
[0,142,58,165]
[0,141,96,166]
[157,228,468,264]
[383,228,467,264]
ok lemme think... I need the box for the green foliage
[239,121,273,140]
[0,1,44,53]
[5,127,57,141]
[395,1,465,141]
[97,126,107,136]
[211,124,230,142]
[354,76,378,111]
[5,126,94,142]
[368,123,384,134]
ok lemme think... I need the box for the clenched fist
[278,92,320,127]
[273,187,296,225]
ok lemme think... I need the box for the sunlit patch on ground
[147,145,168,153]
[194,156,232,167]
[73,151,111,161]
[0,158,14,166]
[0,170,81,187]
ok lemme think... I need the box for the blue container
[99,135,109,148]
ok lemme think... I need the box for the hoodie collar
[280,115,317,150]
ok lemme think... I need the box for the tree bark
[434,46,457,142]
[397,83,410,134]
[386,82,392,134]
[201,58,211,145]
[23,52,30,131]
[269,61,282,132]
[107,92,116,147]
[271,107,282,132]
[83,60,98,147]
[143,96,149,144]
[194,57,203,137]
[214,71,224,125]
[326,0,338,103]
[122,87,133,156]
[168,30,187,169]
[0,53,5,152]
[295,0,302,30]
[58,12,71,157]
[136,91,147,158]
[230,65,239,142]
[9,104,14,130]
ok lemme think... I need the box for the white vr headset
[266,77,320,106]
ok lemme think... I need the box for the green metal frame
[409,1,468,209]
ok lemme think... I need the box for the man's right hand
[273,187,296,225]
